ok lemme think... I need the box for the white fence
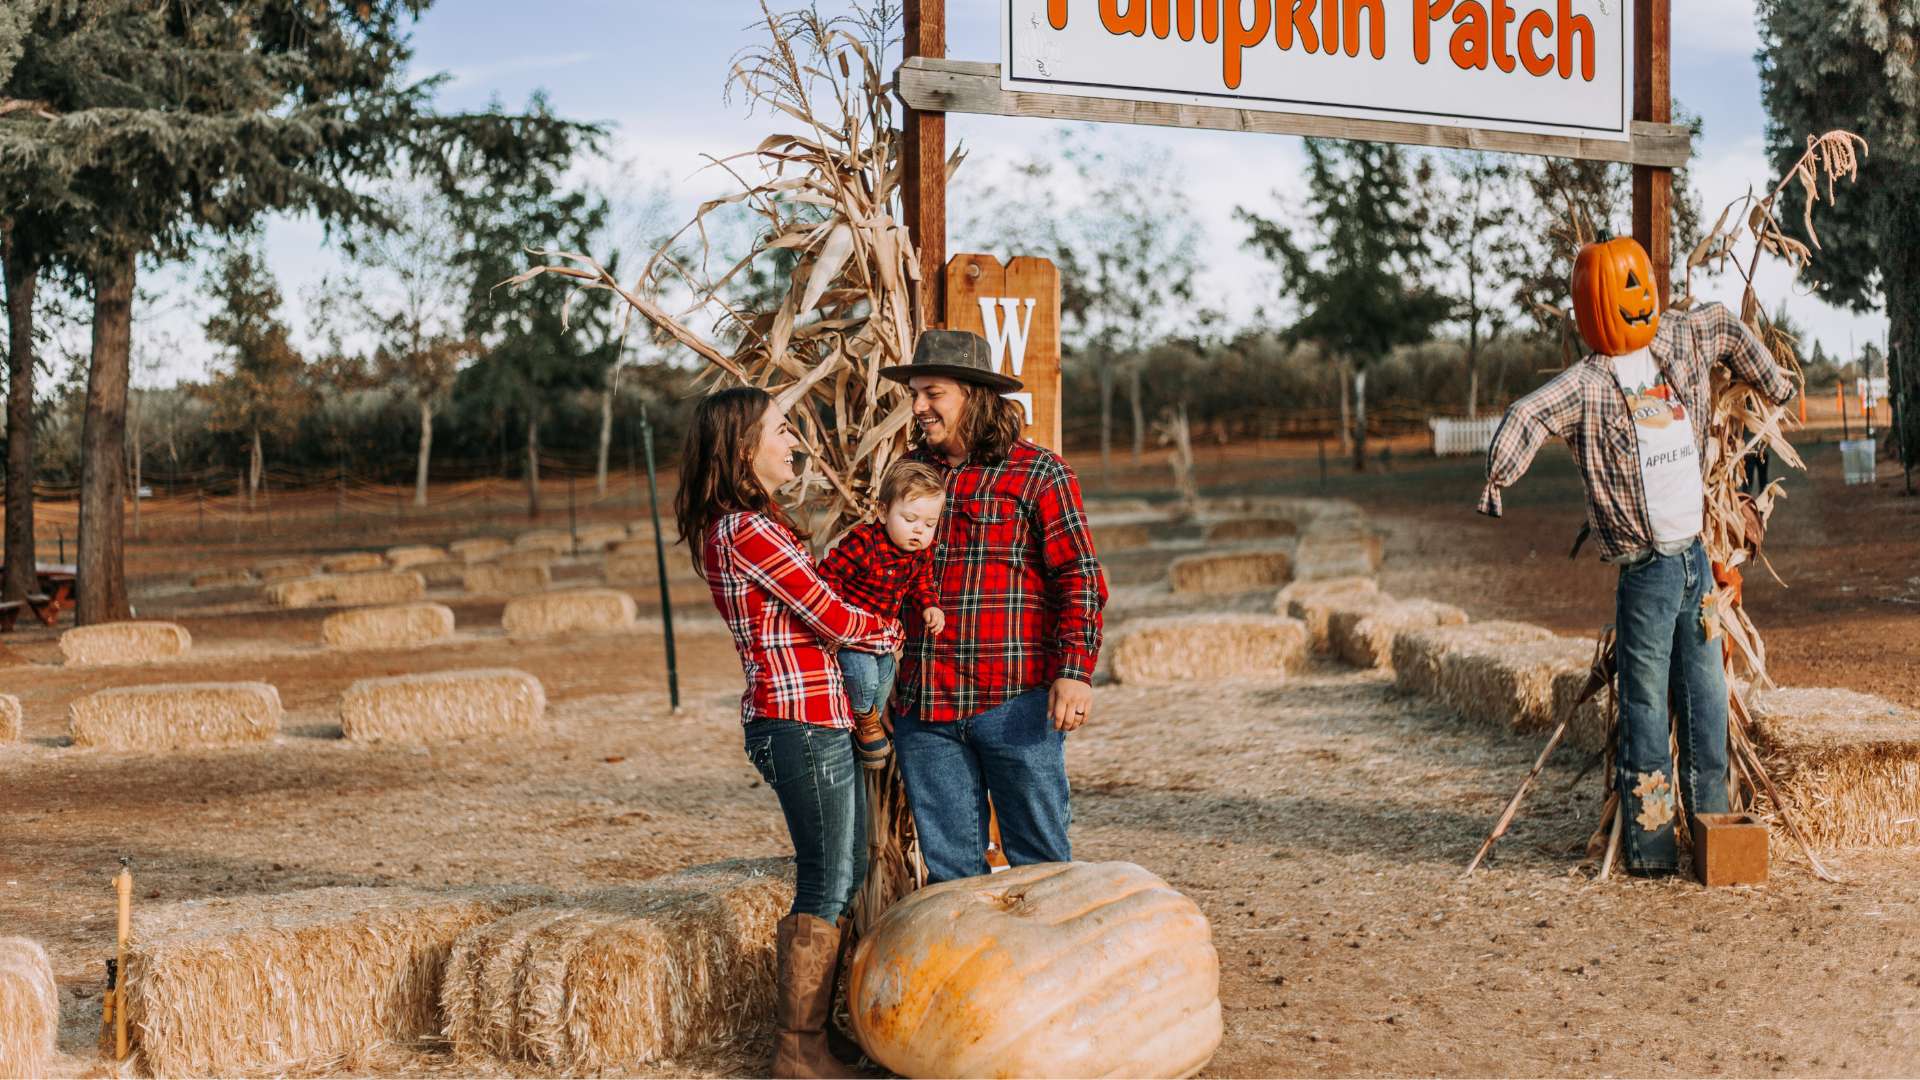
[1429,416,1501,457]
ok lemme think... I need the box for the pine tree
[199,247,315,508]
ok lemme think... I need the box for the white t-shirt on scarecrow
[1611,348,1703,548]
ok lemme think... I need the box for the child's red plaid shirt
[817,521,938,627]
[701,511,904,729]
[895,439,1108,725]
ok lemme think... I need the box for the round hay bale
[266,571,426,610]
[321,603,457,650]
[414,559,469,589]
[463,562,551,596]
[1278,576,1380,651]
[1329,597,1467,670]
[441,859,794,1071]
[573,523,628,552]
[849,862,1221,1079]
[190,568,253,589]
[502,588,638,639]
[1168,545,1294,595]
[514,530,574,556]
[321,551,387,574]
[1111,614,1308,686]
[1748,688,1920,848]
[340,668,545,744]
[449,537,512,564]
[0,937,57,1080]
[384,544,448,569]
[69,682,283,751]
[59,621,193,667]
[0,695,20,742]
[255,558,318,582]
[1390,621,1558,701]
[1204,517,1298,543]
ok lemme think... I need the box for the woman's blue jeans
[743,718,868,920]
[1613,538,1730,872]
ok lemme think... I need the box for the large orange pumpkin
[846,861,1221,1079]
[1571,236,1661,355]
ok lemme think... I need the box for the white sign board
[1857,376,1888,408]
[1004,0,1633,141]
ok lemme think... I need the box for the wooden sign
[943,254,1062,451]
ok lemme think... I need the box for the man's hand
[923,606,946,637]
[1048,677,1093,732]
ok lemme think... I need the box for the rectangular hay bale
[255,558,318,582]
[463,562,551,596]
[441,858,794,1073]
[69,682,282,751]
[190,567,253,589]
[340,668,546,744]
[1331,597,1468,670]
[1168,544,1294,595]
[60,621,193,667]
[1292,529,1384,581]
[574,523,628,551]
[1279,576,1380,652]
[0,937,57,1080]
[502,588,638,639]
[123,886,550,1077]
[414,560,470,589]
[1111,614,1309,686]
[1390,621,1558,701]
[514,530,574,556]
[1435,635,1593,733]
[322,603,457,650]
[0,694,19,741]
[264,571,427,610]
[385,545,448,569]
[322,551,388,574]
[604,550,658,585]
[1204,517,1299,543]
[449,537,512,564]
[1748,688,1920,848]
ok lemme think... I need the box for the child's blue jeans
[839,649,896,716]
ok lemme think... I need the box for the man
[878,329,1108,883]
[1479,238,1794,876]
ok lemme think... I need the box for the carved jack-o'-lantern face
[1571,237,1661,355]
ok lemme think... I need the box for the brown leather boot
[851,709,890,770]
[773,913,858,1079]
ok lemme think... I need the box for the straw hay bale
[1292,528,1384,581]
[1390,621,1558,701]
[1330,597,1467,670]
[340,668,545,745]
[255,558,317,582]
[514,530,574,555]
[190,567,252,589]
[322,551,387,574]
[1278,576,1380,652]
[1085,497,1156,515]
[266,571,427,609]
[1551,666,1614,755]
[442,858,794,1072]
[415,559,469,589]
[463,562,551,596]
[604,550,658,585]
[449,537,512,564]
[59,621,193,667]
[0,695,19,741]
[385,544,448,569]
[1205,517,1298,543]
[0,937,57,1080]
[70,682,282,751]
[574,523,628,551]
[322,603,457,650]
[502,588,637,639]
[1436,635,1592,734]
[1092,520,1152,552]
[123,886,550,1077]
[1748,688,1920,848]
[1168,544,1294,595]
[1111,614,1309,686]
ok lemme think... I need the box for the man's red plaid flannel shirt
[895,439,1108,725]
[817,521,938,626]
[702,511,904,729]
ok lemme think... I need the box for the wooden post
[903,0,947,328]
[1631,0,1672,307]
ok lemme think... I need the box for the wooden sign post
[945,254,1063,450]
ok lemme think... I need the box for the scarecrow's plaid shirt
[702,511,903,729]
[817,520,939,627]
[1479,302,1794,561]
[895,440,1108,725]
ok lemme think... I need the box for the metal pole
[568,472,579,556]
[642,404,679,711]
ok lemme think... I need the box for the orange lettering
[1154,0,1203,39]
[1223,0,1270,87]
[1414,0,1452,64]
[1202,0,1220,42]
[1152,0,1171,36]
[1101,0,1148,36]
[1559,0,1594,80]
[1489,0,1515,72]
[1050,0,1070,30]
[1344,0,1384,58]
[1321,0,1338,55]
[1518,8,1553,76]
[1275,0,1319,52]
[1450,0,1488,71]
[1177,0,1198,39]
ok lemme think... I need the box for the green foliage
[198,243,314,447]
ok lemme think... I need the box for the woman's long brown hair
[908,381,1026,465]
[674,387,803,565]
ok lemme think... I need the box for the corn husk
[384,545,449,569]
[441,859,794,1072]
[1168,545,1295,595]
[321,551,387,574]
[266,571,427,609]
[449,537,512,564]
[0,937,57,1080]
[1330,597,1468,670]
[69,682,282,751]
[190,567,253,589]
[463,563,551,596]
[0,694,20,741]
[321,603,457,650]
[1746,688,1920,848]
[59,620,193,667]
[501,589,638,639]
[1278,576,1380,652]
[1204,517,1299,543]
[340,668,546,745]
[1110,614,1308,686]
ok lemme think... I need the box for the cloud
[442,51,596,90]
[1671,0,1762,58]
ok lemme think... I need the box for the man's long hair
[910,380,1026,465]
[674,386,805,568]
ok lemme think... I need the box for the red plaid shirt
[895,440,1108,725]
[817,521,938,626]
[702,511,904,729]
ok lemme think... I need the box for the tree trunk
[414,398,433,507]
[1127,362,1145,464]
[1097,355,1115,481]
[248,427,262,509]
[596,378,615,498]
[1337,358,1352,454]
[1352,365,1369,473]
[1887,247,1918,491]
[3,235,38,603]
[525,409,542,520]
[130,390,142,539]
[1466,317,1481,421]
[77,251,135,625]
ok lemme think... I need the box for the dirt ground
[2,436,1916,1078]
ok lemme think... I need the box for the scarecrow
[1477,237,1795,876]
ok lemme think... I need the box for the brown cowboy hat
[879,329,1023,393]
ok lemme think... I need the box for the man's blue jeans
[1614,538,1730,872]
[894,688,1071,883]
[838,649,896,716]
[743,718,868,920]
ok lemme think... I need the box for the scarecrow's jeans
[894,688,1070,883]
[1612,538,1730,872]
[838,648,896,716]
[743,718,868,921]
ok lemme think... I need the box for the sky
[133,0,1889,388]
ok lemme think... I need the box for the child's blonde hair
[877,459,945,508]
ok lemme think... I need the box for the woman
[675,386,900,1080]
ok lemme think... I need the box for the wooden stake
[113,859,132,1061]
[903,0,947,328]
[1631,0,1672,306]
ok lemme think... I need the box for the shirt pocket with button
[958,495,1028,563]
